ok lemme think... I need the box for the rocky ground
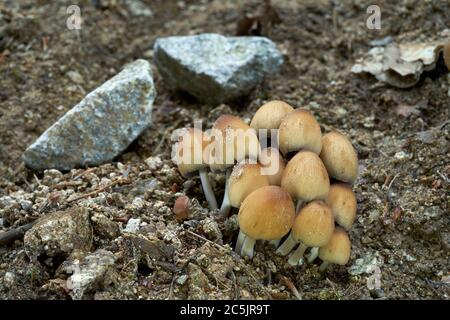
[0,0,449,299]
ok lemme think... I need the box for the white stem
[319,261,330,272]
[296,199,304,213]
[307,247,319,263]
[288,243,308,266]
[218,168,231,217]
[235,229,247,254]
[240,236,256,258]
[276,232,298,256]
[269,239,281,248]
[199,168,218,210]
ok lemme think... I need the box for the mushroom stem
[199,168,218,210]
[295,200,304,213]
[276,232,298,256]
[319,261,330,272]
[307,247,319,263]
[218,168,232,217]
[235,229,247,254]
[269,239,281,248]
[288,243,308,266]
[240,236,256,258]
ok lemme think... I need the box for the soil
[0,0,449,299]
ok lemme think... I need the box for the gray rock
[64,249,117,300]
[23,59,156,171]
[123,218,141,234]
[24,207,93,262]
[348,251,384,275]
[154,33,283,104]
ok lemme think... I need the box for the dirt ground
[0,0,449,299]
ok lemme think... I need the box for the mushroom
[278,108,322,157]
[208,115,261,216]
[306,183,356,263]
[250,100,294,130]
[281,150,330,212]
[444,40,450,71]
[326,183,357,230]
[319,131,358,184]
[276,200,334,266]
[173,128,218,210]
[221,161,269,224]
[237,185,295,258]
[318,227,351,271]
[259,147,286,186]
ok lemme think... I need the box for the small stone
[64,249,117,300]
[3,272,15,288]
[67,70,84,85]
[125,0,152,17]
[176,274,188,285]
[348,251,384,275]
[123,218,141,234]
[24,207,93,262]
[154,33,283,104]
[19,199,33,212]
[91,213,121,240]
[23,59,156,171]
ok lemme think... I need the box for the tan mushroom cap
[278,109,322,155]
[259,147,285,185]
[174,128,209,178]
[326,183,357,230]
[250,100,294,130]
[444,41,450,71]
[238,186,295,241]
[291,200,335,247]
[228,161,269,208]
[320,131,358,184]
[281,150,330,202]
[319,227,351,266]
[209,115,260,171]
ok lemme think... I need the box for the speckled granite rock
[154,33,283,104]
[24,207,93,261]
[23,59,156,171]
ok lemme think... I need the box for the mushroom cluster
[173,100,359,271]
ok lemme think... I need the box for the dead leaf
[352,40,448,88]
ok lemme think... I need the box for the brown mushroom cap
[291,200,335,247]
[278,109,322,155]
[228,161,269,208]
[209,115,260,171]
[320,131,358,184]
[326,183,357,230]
[259,147,286,185]
[174,128,209,177]
[281,150,330,202]
[444,41,450,71]
[318,227,351,265]
[250,100,294,130]
[238,186,295,241]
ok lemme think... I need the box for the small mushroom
[318,227,351,271]
[237,186,295,258]
[281,150,330,211]
[209,115,261,216]
[250,100,294,130]
[319,131,358,184]
[276,200,335,266]
[326,183,357,230]
[259,147,286,186]
[174,128,218,210]
[278,109,322,156]
[221,161,269,223]
[444,41,450,71]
